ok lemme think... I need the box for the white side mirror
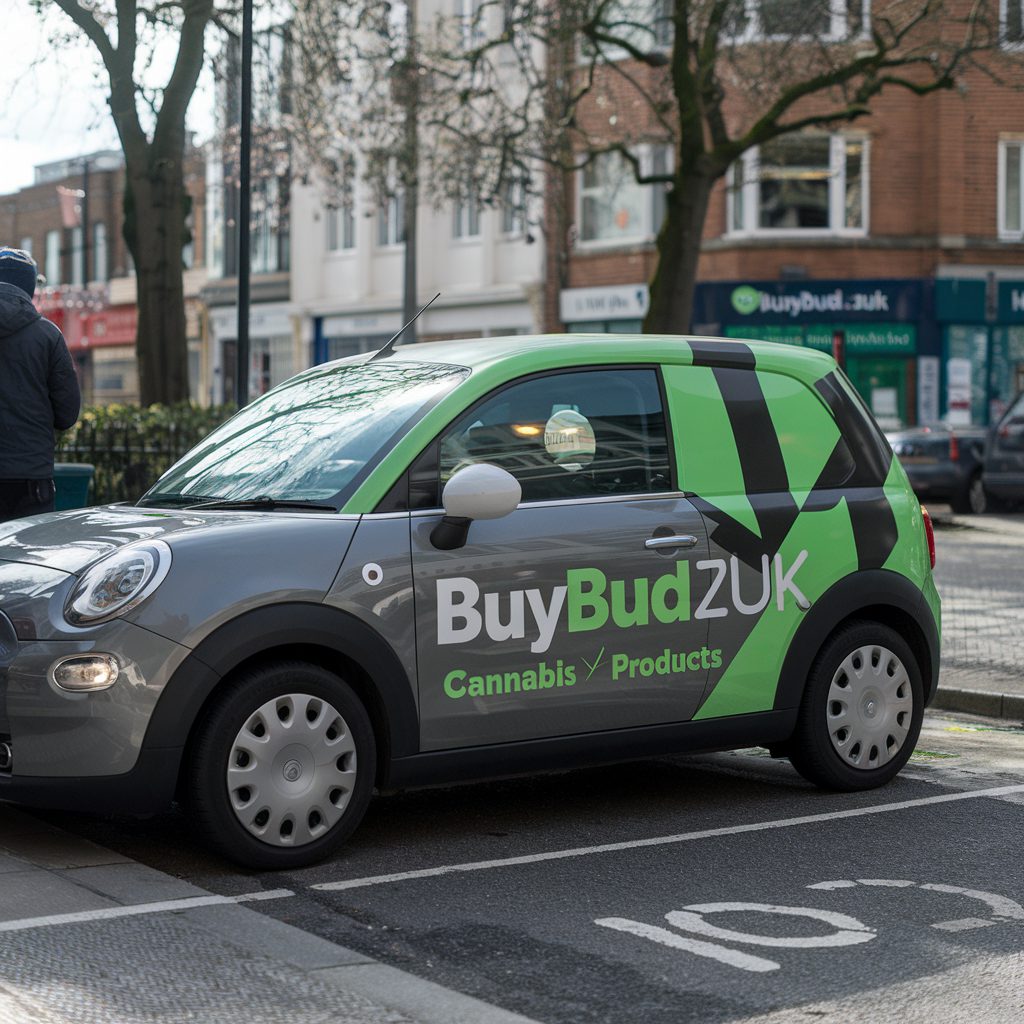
[441,463,522,521]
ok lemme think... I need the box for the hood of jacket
[0,281,42,338]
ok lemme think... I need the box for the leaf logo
[731,286,762,316]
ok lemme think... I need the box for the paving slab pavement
[0,804,541,1024]
[930,512,1024,720]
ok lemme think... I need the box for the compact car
[0,335,941,868]
[887,424,987,513]
[982,391,1024,511]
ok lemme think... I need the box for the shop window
[578,147,672,246]
[439,369,672,502]
[999,139,1024,239]
[727,134,868,237]
[1002,0,1024,47]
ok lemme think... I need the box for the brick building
[0,148,208,406]
[555,40,1024,430]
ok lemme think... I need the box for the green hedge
[55,403,236,506]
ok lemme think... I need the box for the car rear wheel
[965,472,989,515]
[186,661,376,869]
[788,621,923,792]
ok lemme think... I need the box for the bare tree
[415,0,1013,333]
[39,0,225,405]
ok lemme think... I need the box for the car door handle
[645,534,698,550]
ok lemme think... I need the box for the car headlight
[65,541,172,626]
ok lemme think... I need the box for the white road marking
[313,782,1024,892]
[920,883,1024,920]
[595,917,780,973]
[665,903,875,948]
[0,888,294,934]
[807,880,856,890]
[856,879,915,888]
[932,917,998,932]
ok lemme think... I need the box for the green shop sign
[726,322,916,354]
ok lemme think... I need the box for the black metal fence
[55,404,235,505]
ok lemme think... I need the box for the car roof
[382,332,837,381]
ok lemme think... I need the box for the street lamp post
[236,0,254,407]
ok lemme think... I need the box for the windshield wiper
[183,495,339,512]
[136,492,220,508]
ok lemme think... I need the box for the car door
[986,392,1024,497]
[410,366,712,752]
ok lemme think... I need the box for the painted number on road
[597,879,1024,973]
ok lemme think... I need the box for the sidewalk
[930,511,1024,721]
[0,805,538,1024]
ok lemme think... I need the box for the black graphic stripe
[688,339,757,370]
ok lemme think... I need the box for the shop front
[936,277,1024,427]
[561,284,649,334]
[691,279,933,430]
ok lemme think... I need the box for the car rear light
[921,506,936,569]
[948,435,959,461]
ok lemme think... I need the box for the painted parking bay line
[312,783,1024,893]
[0,888,294,933]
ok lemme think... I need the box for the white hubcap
[226,693,357,847]
[826,645,913,770]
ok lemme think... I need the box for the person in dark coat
[0,247,81,522]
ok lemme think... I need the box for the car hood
[0,505,332,575]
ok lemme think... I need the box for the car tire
[962,472,989,515]
[186,660,376,870]
[788,621,923,792]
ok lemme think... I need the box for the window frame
[998,137,1024,240]
[452,195,481,240]
[576,146,674,249]
[1000,0,1024,48]
[377,192,406,248]
[725,0,869,43]
[388,364,681,512]
[726,133,870,239]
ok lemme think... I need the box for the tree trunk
[644,164,716,335]
[123,154,190,406]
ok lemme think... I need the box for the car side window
[439,369,673,503]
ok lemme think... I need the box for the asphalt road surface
[39,712,1024,1024]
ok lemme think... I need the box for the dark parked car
[982,392,1024,511]
[887,424,988,514]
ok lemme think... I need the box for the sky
[1,3,213,195]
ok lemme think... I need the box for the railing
[55,404,235,506]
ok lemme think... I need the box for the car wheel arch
[140,603,419,791]
[773,569,939,716]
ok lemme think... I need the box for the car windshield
[139,359,468,510]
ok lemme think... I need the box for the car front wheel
[788,621,923,792]
[186,661,376,869]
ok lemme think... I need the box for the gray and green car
[0,335,940,868]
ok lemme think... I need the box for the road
[2,517,1023,1023]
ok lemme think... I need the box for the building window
[453,195,481,239]
[727,134,868,236]
[726,0,865,41]
[93,222,108,283]
[45,230,61,286]
[578,147,672,245]
[327,203,356,251]
[1002,0,1024,47]
[583,0,675,59]
[456,0,485,48]
[501,181,526,235]
[326,156,357,252]
[19,236,32,256]
[377,193,406,247]
[999,139,1024,239]
[70,226,84,286]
